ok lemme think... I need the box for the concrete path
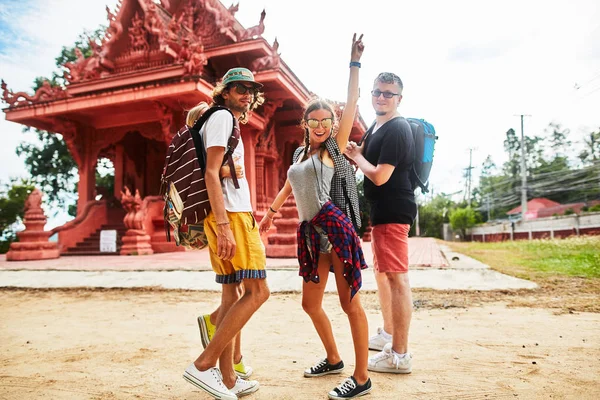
[0,238,537,291]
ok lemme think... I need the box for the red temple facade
[2,0,366,258]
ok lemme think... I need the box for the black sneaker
[304,358,345,377]
[328,376,372,399]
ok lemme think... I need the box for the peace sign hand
[351,33,364,62]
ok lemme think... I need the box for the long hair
[211,82,265,124]
[300,98,338,161]
[185,101,210,127]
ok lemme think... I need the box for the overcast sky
[1,0,600,220]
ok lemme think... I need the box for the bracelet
[269,206,278,213]
[216,221,230,226]
[349,61,361,68]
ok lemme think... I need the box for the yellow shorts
[204,211,267,284]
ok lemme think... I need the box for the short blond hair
[186,101,210,127]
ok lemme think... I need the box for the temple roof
[1,0,367,138]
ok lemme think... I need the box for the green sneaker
[197,314,253,378]
[197,315,215,349]
[234,356,253,379]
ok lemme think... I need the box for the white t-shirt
[201,110,252,212]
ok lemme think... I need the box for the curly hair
[211,82,265,124]
[374,72,404,94]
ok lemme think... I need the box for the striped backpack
[161,106,240,249]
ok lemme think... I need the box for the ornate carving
[251,37,280,73]
[24,189,44,222]
[103,5,123,50]
[62,40,114,84]
[198,0,237,43]
[6,188,60,261]
[228,3,239,15]
[154,101,174,142]
[238,9,266,41]
[129,12,150,52]
[144,0,164,37]
[257,99,284,151]
[54,119,82,166]
[121,187,144,230]
[1,79,66,107]
[183,41,208,76]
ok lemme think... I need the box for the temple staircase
[62,223,127,256]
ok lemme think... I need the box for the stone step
[62,251,120,256]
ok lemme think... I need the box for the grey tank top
[288,153,334,222]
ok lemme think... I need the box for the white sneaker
[368,327,392,351]
[368,343,412,374]
[230,376,260,397]
[183,363,237,400]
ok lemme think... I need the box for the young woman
[258,34,371,400]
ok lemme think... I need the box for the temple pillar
[266,195,299,258]
[255,152,266,209]
[77,157,97,213]
[114,144,124,198]
[6,189,60,261]
[243,128,257,210]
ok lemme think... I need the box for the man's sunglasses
[231,82,257,95]
[371,89,400,99]
[306,118,333,129]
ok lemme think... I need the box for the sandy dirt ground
[1,289,599,400]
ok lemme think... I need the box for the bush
[589,204,600,212]
[564,208,575,215]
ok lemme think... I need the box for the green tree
[15,27,106,216]
[546,122,571,160]
[0,180,35,253]
[416,194,455,238]
[449,207,477,238]
[579,128,600,164]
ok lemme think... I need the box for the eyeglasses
[306,118,333,129]
[371,89,400,99]
[231,83,257,95]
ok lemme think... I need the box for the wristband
[216,221,230,226]
[269,206,278,213]
[349,61,361,68]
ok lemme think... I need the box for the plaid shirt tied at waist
[297,201,367,299]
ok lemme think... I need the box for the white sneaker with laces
[368,327,392,351]
[230,376,260,397]
[183,363,237,400]
[368,343,412,374]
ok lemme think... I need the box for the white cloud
[1,0,599,214]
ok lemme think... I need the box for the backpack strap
[190,105,241,189]
[357,121,376,146]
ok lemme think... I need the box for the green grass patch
[446,236,600,279]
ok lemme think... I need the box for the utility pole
[466,148,475,207]
[516,114,531,218]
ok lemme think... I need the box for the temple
[2,0,367,257]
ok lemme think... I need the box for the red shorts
[371,223,410,273]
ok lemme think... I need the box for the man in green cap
[183,67,270,400]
